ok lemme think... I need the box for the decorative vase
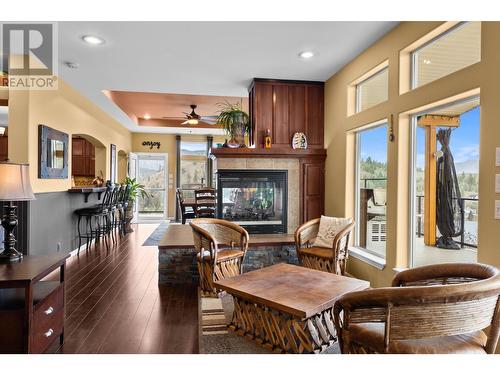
[231,115,247,147]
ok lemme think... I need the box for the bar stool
[108,184,122,243]
[117,184,131,236]
[74,185,114,253]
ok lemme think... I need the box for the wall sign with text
[142,141,161,149]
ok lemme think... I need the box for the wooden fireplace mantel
[210,147,326,160]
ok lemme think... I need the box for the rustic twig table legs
[228,296,337,354]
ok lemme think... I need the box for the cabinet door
[72,138,85,156]
[0,136,8,161]
[85,139,95,157]
[272,85,289,146]
[288,85,306,139]
[302,161,325,222]
[87,157,95,176]
[306,85,324,148]
[253,83,273,147]
[72,155,86,176]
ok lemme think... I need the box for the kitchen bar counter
[68,186,106,202]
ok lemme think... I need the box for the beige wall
[131,133,226,218]
[324,21,500,287]
[7,80,132,192]
[131,133,177,218]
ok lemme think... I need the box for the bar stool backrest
[110,185,121,208]
[122,184,132,209]
[100,184,114,210]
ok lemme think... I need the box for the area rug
[199,294,340,354]
[142,221,170,246]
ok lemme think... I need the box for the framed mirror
[38,124,69,179]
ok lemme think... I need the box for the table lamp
[0,162,35,262]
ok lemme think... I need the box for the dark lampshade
[0,162,35,201]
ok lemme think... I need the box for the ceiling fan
[162,104,218,125]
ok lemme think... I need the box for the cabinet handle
[44,306,54,315]
[44,329,54,338]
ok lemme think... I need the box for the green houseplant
[216,101,250,148]
[123,176,149,233]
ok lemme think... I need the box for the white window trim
[349,246,386,270]
[353,121,389,264]
[410,22,474,90]
[355,67,389,114]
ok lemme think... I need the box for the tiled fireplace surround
[214,157,300,234]
[158,156,301,284]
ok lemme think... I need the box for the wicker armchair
[295,218,355,275]
[190,218,249,297]
[333,263,500,354]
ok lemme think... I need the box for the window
[410,97,479,267]
[355,67,388,113]
[412,22,481,89]
[355,123,388,259]
[180,139,208,198]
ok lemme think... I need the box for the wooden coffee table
[214,263,370,353]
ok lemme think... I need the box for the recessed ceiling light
[299,51,314,59]
[82,35,105,45]
[143,114,151,120]
[423,59,431,65]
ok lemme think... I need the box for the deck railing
[360,178,478,249]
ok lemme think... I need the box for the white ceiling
[58,22,398,134]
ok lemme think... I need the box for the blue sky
[360,106,480,170]
[359,125,388,163]
[416,106,480,169]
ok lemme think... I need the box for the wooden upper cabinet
[249,78,324,148]
[72,138,85,156]
[272,85,289,146]
[306,85,324,147]
[72,137,95,176]
[0,136,8,161]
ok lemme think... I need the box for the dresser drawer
[31,284,64,353]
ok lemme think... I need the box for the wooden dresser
[0,253,69,353]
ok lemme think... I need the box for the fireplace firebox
[216,170,287,234]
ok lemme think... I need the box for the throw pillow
[313,216,353,248]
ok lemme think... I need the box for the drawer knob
[44,329,54,338]
[44,306,54,315]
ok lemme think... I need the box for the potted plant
[123,176,149,233]
[216,101,250,148]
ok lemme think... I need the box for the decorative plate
[292,132,308,149]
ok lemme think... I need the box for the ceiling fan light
[187,119,199,125]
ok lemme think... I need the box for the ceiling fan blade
[162,116,188,120]
[200,117,218,125]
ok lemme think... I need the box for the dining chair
[194,187,216,218]
[176,188,196,224]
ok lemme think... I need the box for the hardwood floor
[46,224,199,354]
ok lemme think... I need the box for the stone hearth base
[158,245,298,284]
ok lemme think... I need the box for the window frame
[410,22,478,90]
[355,67,389,114]
[353,121,389,260]
[408,95,480,267]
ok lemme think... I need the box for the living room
[1,1,499,373]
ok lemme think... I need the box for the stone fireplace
[214,157,299,234]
